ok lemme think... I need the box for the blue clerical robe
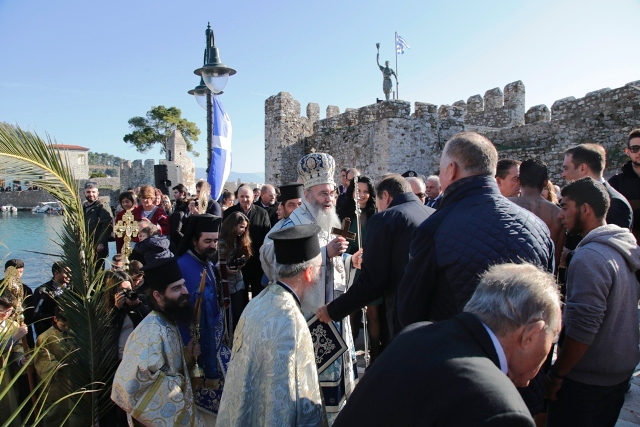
[177,250,230,415]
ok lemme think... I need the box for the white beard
[304,198,341,233]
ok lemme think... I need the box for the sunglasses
[628,145,640,153]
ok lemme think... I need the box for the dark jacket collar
[389,192,422,208]
[440,175,500,209]
[454,312,501,370]
[622,160,640,178]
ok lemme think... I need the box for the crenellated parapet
[265,79,640,185]
[464,81,526,130]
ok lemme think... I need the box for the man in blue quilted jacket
[397,131,554,325]
[396,131,555,420]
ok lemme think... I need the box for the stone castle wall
[265,79,640,185]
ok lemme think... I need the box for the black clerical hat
[270,224,321,265]
[141,257,183,290]
[191,214,222,233]
[176,214,222,256]
[279,182,303,202]
[401,170,418,177]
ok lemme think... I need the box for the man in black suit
[317,174,434,342]
[253,184,279,227]
[334,263,562,427]
[223,184,271,296]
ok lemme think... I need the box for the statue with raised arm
[376,43,397,101]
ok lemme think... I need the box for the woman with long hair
[218,212,252,328]
[342,176,377,253]
[344,176,388,363]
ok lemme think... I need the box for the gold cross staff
[114,209,139,270]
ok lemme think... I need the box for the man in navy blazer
[317,173,434,340]
[333,263,562,427]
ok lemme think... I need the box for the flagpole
[395,31,398,100]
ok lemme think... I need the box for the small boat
[1,204,17,212]
[32,202,62,214]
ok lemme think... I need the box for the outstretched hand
[352,249,363,269]
[317,305,332,323]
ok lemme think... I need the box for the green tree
[124,105,200,157]
[89,171,107,178]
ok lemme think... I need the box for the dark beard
[569,210,585,236]
[162,294,193,323]
[194,248,218,264]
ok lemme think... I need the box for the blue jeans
[547,377,629,427]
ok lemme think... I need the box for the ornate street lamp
[189,23,236,173]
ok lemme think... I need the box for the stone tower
[165,130,196,193]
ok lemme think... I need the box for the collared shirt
[481,322,508,375]
[426,194,442,208]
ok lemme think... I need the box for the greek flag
[396,34,410,54]
[208,94,232,201]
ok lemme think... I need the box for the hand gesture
[186,339,201,359]
[115,291,126,309]
[352,249,363,269]
[13,324,28,341]
[317,305,332,323]
[327,236,348,258]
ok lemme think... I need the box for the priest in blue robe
[176,214,230,425]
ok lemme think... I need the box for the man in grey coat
[547,177,640,427]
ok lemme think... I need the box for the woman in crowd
[154,188,163,207]
[116,185,170,255]
[221,189,235,211]
[161,194,172,214]
[218,212,252,328]
[542,180,559,204]
[342,176,388,362]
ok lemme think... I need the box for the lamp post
[189,23,236,174]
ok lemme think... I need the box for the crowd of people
[1,129,640,426]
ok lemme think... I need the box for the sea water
[0,210,116,290]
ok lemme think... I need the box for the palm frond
[0,123,117,424]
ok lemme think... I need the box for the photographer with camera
[103,269,150,426]
[219,211,253,329]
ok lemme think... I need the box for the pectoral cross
[331,218,356,241]
[114,209,139,270]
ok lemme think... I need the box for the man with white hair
[218,225,328,426]
[260,152,358,422]
[334,262,562,427]
[425,175,442,209]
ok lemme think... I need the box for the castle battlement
[265,79,640,185]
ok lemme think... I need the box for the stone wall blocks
[484,88,504,110]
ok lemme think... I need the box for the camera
[228,255,246,268]
[123,289,138,301]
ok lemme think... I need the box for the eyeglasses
[0,307,14,316]
[628,145,640,153]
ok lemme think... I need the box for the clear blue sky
[1,0,638,174]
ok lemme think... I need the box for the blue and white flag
[396,34,410,55]
[208,95,232,201]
